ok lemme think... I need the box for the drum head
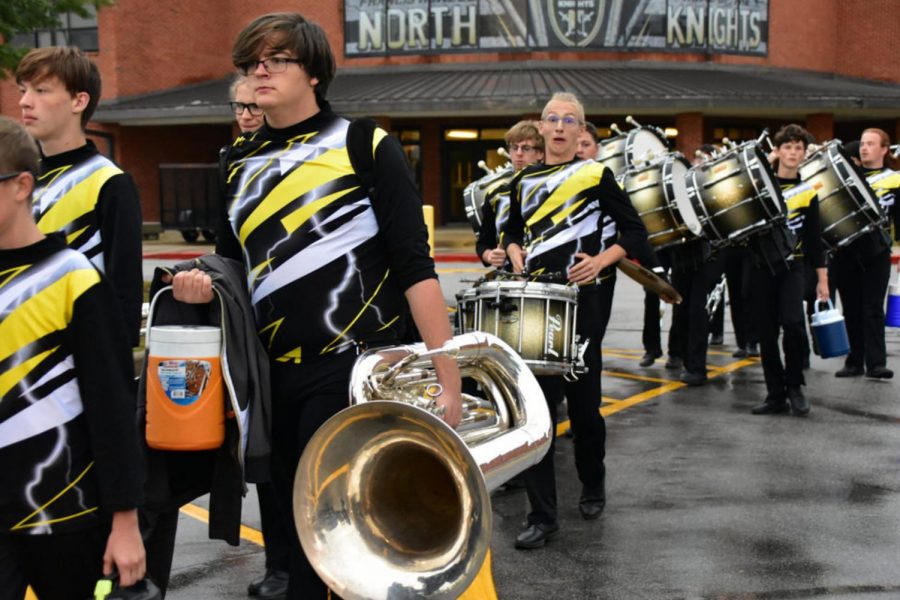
[627,129,668,167]
[667,158,703,236]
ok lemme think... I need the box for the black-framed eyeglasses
[0,172,23,183]
[509,143,537,153]
[238,56,302,75]
[229,102,263,117]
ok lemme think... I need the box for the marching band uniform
[32,142,143,346]
[475,173,514,267]
[831,167,900,378]
[504,158,647,545]
[667,238,715,385]
[216,107,438,596]
[597,215,618,341]
[749,177,824,414]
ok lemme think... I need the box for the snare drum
[798,140,885,252]
[685,142,783,246]
[597,127,668,176]
[622,153,702,249]
[455,279,578,375]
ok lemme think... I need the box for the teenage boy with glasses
[504,92,648,549]
[170,12,462,598]
[15,46,143,347]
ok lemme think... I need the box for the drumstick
[610,123,622,135]
[477,160,490,174]
[497,147,510,159]
[625,115,638,128]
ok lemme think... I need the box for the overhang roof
[93,61,900,126]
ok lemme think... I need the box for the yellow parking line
[180,503,264,546]
[601,369,679,384]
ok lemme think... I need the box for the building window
[12,7,99,52]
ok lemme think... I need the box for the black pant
[831,249,891,370]
[597,273,617,342]
[0,525,108,600]
[257,481,290,572]
[670,262,715,375]
[750,260,806,397]
[642,254,673,356]
[269,351,357,600]
[708,246,755,347]
[523,289,606,525]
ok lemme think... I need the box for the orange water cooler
[146,324,225,450]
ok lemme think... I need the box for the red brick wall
[675,113,704,158]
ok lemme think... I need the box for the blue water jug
[811,300,850,359]
[886,272,900,328]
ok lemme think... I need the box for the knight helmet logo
[547,0,605,47]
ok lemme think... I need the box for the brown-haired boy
[0,116,145,599]
[15,46,143,347]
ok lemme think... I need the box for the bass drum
[685,142,783,246]
[622,153,702,249]
[463,166,514,236]
[455,279,578,376]
[597,127,668,177]
[799,140,885,252]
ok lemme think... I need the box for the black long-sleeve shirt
[33,142,144,347]
[216,106,436,362]
[503,158,647,277]
[0,234,143,535]
[778,176,825,269]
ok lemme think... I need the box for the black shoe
[680,370,707,386]
[578,498,606,520]
[866,367,894,379]
[514,522,559,549]
[639,351,662,367]
[248,569,289,599]
[732,347,748,358]
[665,356,683,370]
[747,343,760,357]
[710,334,724,346]
[787,386,810,416]
[751,399,790,415]
[835,365,864,378]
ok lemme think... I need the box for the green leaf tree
[0,0,114,75]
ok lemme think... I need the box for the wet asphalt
[146,244,900,600]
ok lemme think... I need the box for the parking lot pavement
[164,270,900,599]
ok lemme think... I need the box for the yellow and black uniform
[32,142,143,346]
[830,166,900,375]
[475,174,514,266]
[750,177,824,407]
[215,105,435,598]
[503,158,646,529]
[0,233,142,598]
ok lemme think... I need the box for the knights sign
[344,0,768,56]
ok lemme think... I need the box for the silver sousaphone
[293,332,552,600]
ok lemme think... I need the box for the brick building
[2,0,899,229]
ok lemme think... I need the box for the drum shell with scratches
[623,154,698,248]
[686,144,782,245]
[455,280,578,376]
[798,142,884,252]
